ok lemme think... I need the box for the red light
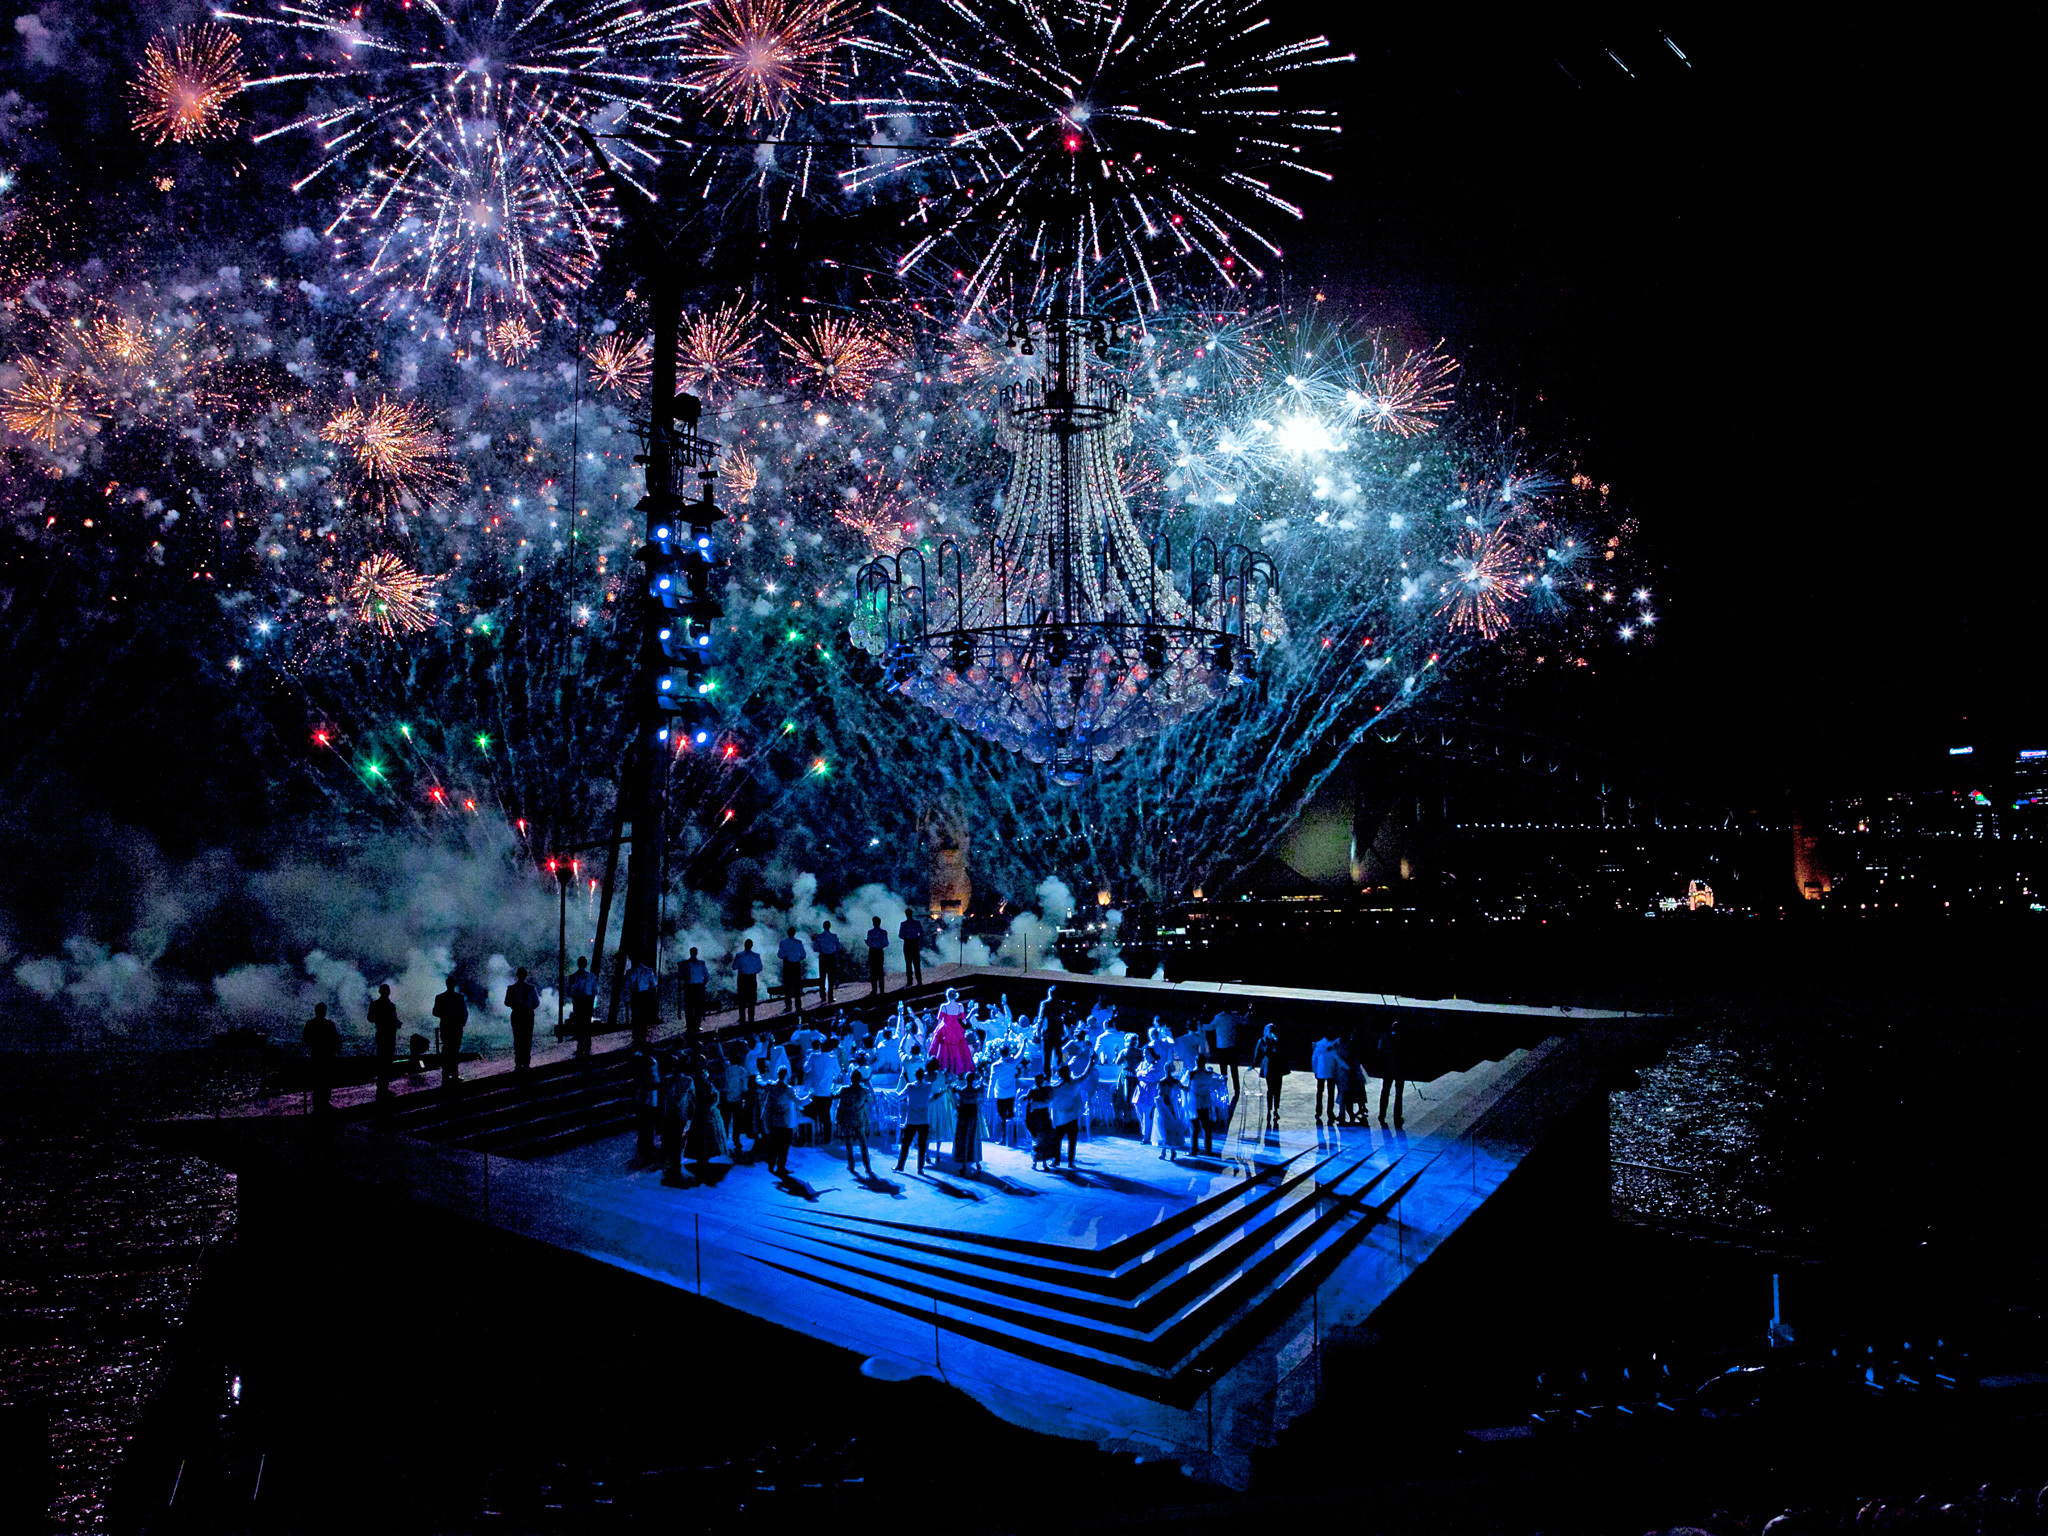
[313,730,330,747]
[546,859,557,872]
[430,787,445,802]
[723,744,736,758]
[464,799,477,812]
[724,810,735,821]
[516,819,527,833]
[1064,135,1081,152]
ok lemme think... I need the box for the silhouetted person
[813,922,842,1002]
[505,966,540,1075]
[566,955,597,1057]
[368,984,401,1103]
[682,947,709,1038]
[895,1066,932,1173]
[432,975,468,1085]
[302,1003,340,1111]
[837,1068,875,1177]
[633,1047,658,1164]
[763,1067,800,1175]
[1377,1018,1406,1128]
[627,957,659,1045]
[1208,1009,1244,1099]
[776,928,807,1015]
[1189,1058,1227,1156]
[1251,1023,1286,1130]
[899,911,925,986]
[734,939,762,1024]
[865,916,888,995]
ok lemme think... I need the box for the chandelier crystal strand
[855,300,1282,783]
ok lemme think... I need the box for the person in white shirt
[1311,1033,1342,1126]
[802,1036,839,1144]
[1172,1024,1206,1077]
[1188,1059,1229,1156]
[895,1066,933,1173]
[988,1043,1021,1127]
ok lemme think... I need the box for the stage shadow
[855,1173,906,1198]
[921,1176,982,1202]
[775,1173,830,1202]
[964,1171,1039,1198]
[687,1162,736,1186]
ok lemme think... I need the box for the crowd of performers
[631,984,1410,1186]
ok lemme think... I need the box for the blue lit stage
[168,967,1659,1486]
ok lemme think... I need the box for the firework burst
[774,314,893,397]
[1437,525,1523,640]
[1353,339,1459,436]
[331,98,614,333]
[719,446,759,503]
[850,0,1351,312]
[586,333,652,398]
[680,300,764,397]
[492,315,541,365]
[130,24,246,146]
[348,552,445,635]
[322,397,457,510]
[2,357,86,447]
[681,0,857,123]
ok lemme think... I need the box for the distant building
[1687,880,1714,910]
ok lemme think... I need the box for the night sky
[1294,12,2026,801]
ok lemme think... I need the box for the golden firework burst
[322,397,456,510]
[719,447,758,504]
[130,24,245,146]
[348,552,446,636]
[682,0,856,123]
[681,300,763,397]
[2,357,86,447]
[586,333,652,398]
[774,315,893,398]
[492,315,540,365]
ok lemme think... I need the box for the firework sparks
[349,552,445,635]
[586,333,652,398]
[493,315,540,365]
[2,358,86,446]
[719,446,759,503]
[850,0,1351,312]
[1352,339,1459,436]
[680,301,763,397]
[332,99,613,333]
[774,315,893,397]
[130,24,246,146]
[322,397,457,510]
[682,0,856,123]
[1437,525,1523,640]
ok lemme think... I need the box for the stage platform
[158,967,1664,1485]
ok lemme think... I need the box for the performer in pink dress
[927,988,975,1076]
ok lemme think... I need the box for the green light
[786,629,800,641]
[820,650,831,660]
[782,721,795,734]
[476,618,491,634]
[704,680,719,694]
[475,733,491,750]
[398,724,411,740]
[366,761,384,779]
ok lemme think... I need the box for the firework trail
[130,24,247,146]
[350,552,446,635]
[848,0,1351,313]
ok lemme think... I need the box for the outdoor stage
[160,967,1663,1486]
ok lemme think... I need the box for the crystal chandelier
[853,303,1284,784]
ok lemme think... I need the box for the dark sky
[1288,10,2030,803]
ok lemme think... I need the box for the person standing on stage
[1376,1017,1407,1128]
[302,1003,340,1112]
[895,1066,932,1174]
[432,973,468,1085]
[1208,1008,1245,1100]
[864,915,889,995]
[898,911,926,986]
[1189,1057,1227,1156]
[776,928,807,1015]
[813,921,842,1003]
[836,1068,875,1178]
[565,956,597,1057]
[627,956,659,1045]
[367,984,401,1103]
[1251,1023,1287,1131]
[1049,1065,1088,1169]
[681,947,710,1038]
[733,939,762,1025]
[504,966,540,1076]
[762,1066,800,1175]
[954,1071,984,1173]
[1311,1029,1341,1127]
